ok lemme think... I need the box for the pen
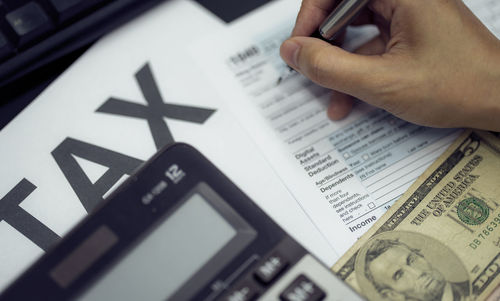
[318,0,370,41]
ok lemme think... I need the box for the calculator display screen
[77,191,252,301]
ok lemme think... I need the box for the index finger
[292,0,339,36]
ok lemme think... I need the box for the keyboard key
[279,275,326,301]
[0,32,14,61]
[5,2,54,47]
[48,0,107,22]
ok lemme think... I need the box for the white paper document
[0,0,335,291]
[464,0,500,38]
[191,0,500,256]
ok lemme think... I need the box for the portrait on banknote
[355,231,470,301]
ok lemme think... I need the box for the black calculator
[0,143,364,301]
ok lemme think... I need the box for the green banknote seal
[457,197,489,225]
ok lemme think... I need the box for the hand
[280,0,500,131]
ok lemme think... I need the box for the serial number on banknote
[470,213,500,250]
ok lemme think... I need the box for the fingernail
[280,40,301,70]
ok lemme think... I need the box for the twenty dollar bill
[333,131,500,301]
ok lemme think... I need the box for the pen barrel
[319,0,370,41]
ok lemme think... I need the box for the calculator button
[254,252,289,285]
[223,280,260,301]
[279,274,326,301]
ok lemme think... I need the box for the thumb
[280,36,393,101]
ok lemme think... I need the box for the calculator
[0,143,364,301]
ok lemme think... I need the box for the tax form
[192,0,500,256]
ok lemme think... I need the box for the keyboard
[0,0,165,88]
